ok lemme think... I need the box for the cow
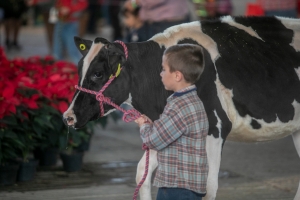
[63,16,300,200]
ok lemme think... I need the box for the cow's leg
[292,131,300,200]
[203,135,223,200]
[136,149,158,200]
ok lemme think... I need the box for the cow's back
[152,16,300,142]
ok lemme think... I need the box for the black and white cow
[63,16,300,200]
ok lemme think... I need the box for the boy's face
[160,55,176,91]
[123,13,137,29]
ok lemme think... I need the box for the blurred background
[1,0,296,60]
[1,1,300,200]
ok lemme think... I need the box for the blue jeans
[156,188,203,200]
[53,21,80,64]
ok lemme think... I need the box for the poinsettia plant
[0,48,108,164]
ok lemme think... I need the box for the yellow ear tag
[115,63,121,77]
[109,64,121,79]
[79,44,86,50]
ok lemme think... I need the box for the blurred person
[192,0,209,19]
[28,0,55,53]
[109,0,125,41]
[52,0,88,64]
[298,0,300,17]
[0,0,29,51]
[215,0,232,17]
[120,5,147,42]
[205,0,217,18]
[82,0,100,35]
[257,0,297,18]
[125,0,190,40]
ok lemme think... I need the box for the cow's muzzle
[63,116,76,127]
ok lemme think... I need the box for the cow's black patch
[250,119,261,129]
[126,41,171,120]
[201,16,300,124]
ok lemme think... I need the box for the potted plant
[0,127,22,185]
[0,48,114,176]
[59,128,87,172]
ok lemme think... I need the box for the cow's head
[63,37,130,128]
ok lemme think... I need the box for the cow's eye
[94,72,103,78]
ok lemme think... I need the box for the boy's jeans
[156,187,203,200]
[53,21,80,64]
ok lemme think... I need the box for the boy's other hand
[135,115,152,127]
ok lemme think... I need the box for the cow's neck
[126,41,171,121]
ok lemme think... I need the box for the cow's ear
[107,43,126,64]
[74,36,92,56]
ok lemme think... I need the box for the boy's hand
[135,115,152,127]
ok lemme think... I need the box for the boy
[135,44,209,200]
[120,4,147,42]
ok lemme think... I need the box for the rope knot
[96,93,105,102]
[122,109,141,122]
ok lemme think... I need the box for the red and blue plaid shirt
[140,85,209,194]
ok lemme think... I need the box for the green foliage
[0,97,115,164]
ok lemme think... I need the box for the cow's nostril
[67,116,74,122]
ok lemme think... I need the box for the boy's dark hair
[120,6,140,17]
[164,44,205,84]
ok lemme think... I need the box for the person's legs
[11,18,22,50]
[42,11,54,53]
[3,18,12,50]
[156,188,203,200]
[52,21,64,61]
[64,22,80,64]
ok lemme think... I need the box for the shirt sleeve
[140,104,187,151]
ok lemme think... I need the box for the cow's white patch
[81,42,104,86]
[215,76,300,142]
[292,131,300,199]
[227,99,300,142]
[123,93,133,106]
[221,16,264,41]
[103,108,116,116]
[136,150,158,200]
[276,17,300,52]
[63,92,79,126]
[295,67,300,80]
[152,21,220,62]
[203,111,223,200]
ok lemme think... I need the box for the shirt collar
[167,85,197,101]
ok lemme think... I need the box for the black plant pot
[0,163,20,186]
[17,159,39,182]
[75,135,92,152]
[60,151,84,172]
[34,147,59,166]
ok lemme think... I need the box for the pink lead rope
[75,40,149,200]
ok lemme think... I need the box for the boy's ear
[175,71,184,82]
[74,36,92,56]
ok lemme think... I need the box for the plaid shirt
[257,0,296,11]
[140,85,209,194]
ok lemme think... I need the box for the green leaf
[0,115,18,126]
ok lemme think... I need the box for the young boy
[120,4,147,42]
[135,44,209,200]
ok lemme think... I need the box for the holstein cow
[63,16,300,199]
